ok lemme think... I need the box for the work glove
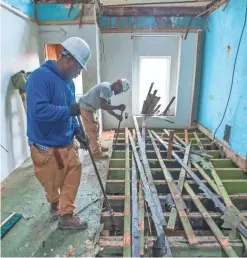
[74,130,90,150]
[115,114,123,121]
[69,103,81,116]
[117,104,126,111]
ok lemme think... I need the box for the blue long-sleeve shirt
[26,60,80,147]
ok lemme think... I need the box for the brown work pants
[31,144,82,216]
[80,108,101,154]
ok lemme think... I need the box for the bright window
[138,56,171,114]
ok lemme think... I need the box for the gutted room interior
[0,0,247,257]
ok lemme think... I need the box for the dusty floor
[1,131,114,257]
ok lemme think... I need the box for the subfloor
[1,131,114,257]
[1,127,247,257]
[99,127,247,257]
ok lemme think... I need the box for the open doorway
[44,44,83,99]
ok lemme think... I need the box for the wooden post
[167,130,174,160]
[123,128,131,257]
[184,129,189,143]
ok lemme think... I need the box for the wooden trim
[38,20,96,25]
[197,123,247,172]
[190,30,202,126]
[101,28,201,33]
[0,1,37,24]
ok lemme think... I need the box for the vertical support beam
[184,182,238,258]
[148,130,197,246]
[133,116,165,225]
[138,183,145,256]
[123,128,131,257]
[184,129,189,144]
[167,130,174,160]
[164,129,186,146]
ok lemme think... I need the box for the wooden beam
[192,162,221,196]
[184,182,239,257]
[190,31,202,125]
[100,0,211,5]
[138,184,145,256]
[167,142,191,230]
[184,129,189,143]
[101,6,206,16]
[123,128,131,257]
[127,129,172,256]
[194,132,205,153]
[100,28,201,33]
[133,117,165,225]
[167,130,174,160]
[131,130,139,257]
[38,20,96,25]
[148,130,198,246]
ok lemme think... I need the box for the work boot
[58,214,88,230]
[101,146,109,152]
[93,151,109,160]
[50,201,59,218]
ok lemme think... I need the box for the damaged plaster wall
[198,0,247,157]
[0,5,40,181]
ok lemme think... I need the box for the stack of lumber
[141,83,176,116]
[141,83,161,115]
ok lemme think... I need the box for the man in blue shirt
[26,37,91,229]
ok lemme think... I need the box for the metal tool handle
[113,110,124,149]
[77,115,113,215]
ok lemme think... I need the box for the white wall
[100,32,198,129]
[100,33,133,129]
[0,7,40,181]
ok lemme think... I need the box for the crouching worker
[26,37,91,229]
[79,79,130,160]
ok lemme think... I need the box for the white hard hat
[120,79,130,92]
[61,37,91,71]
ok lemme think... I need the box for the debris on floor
[99,123,247,257]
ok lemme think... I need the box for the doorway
[132,35,181,116]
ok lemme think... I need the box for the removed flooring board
[1,131,114,257]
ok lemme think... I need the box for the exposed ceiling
[33,0,228,17]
